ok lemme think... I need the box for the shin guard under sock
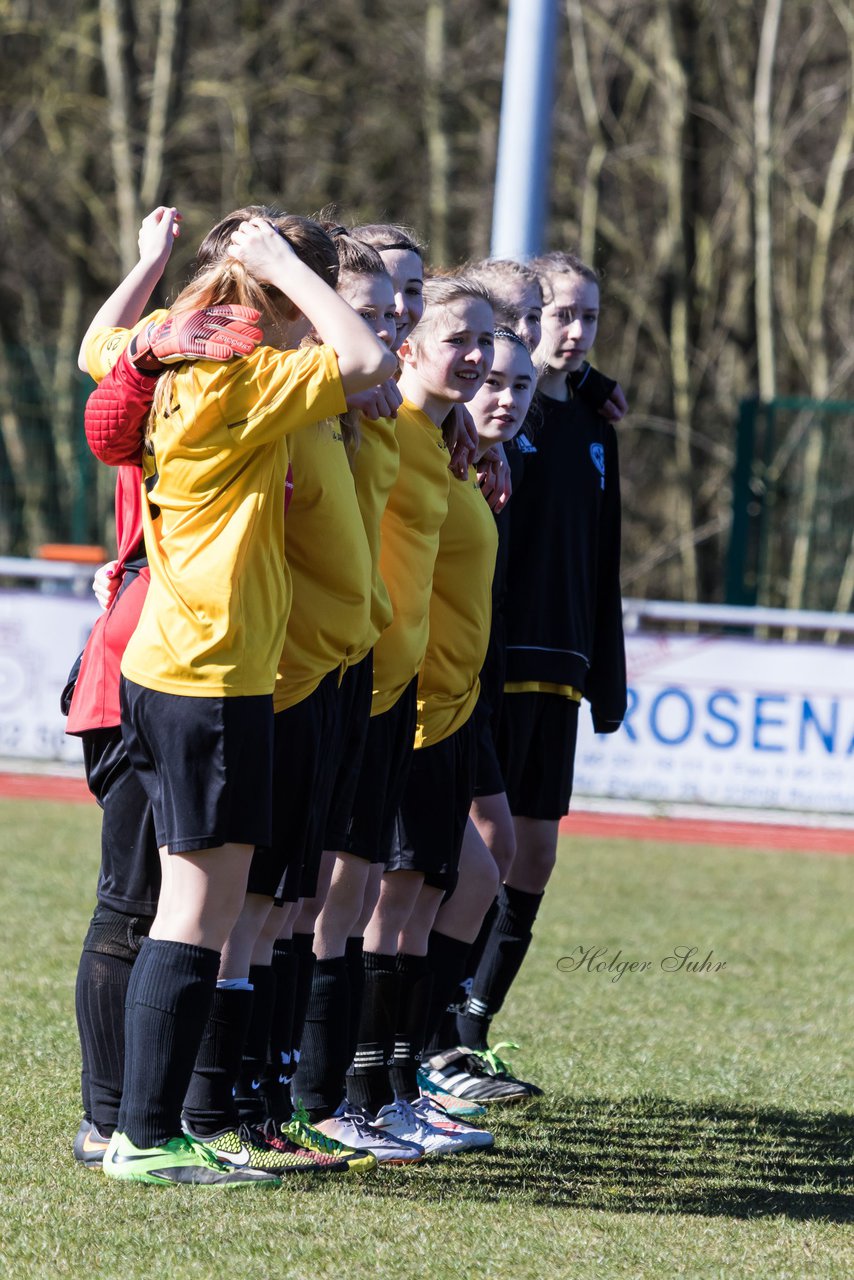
[234,965,275,1126]
[182,985,254,1137]
[75,952,130,1134]
[452,896,498,1050]
[288,932,317,1092]
[389,953,433,1103]
[263,940,298,1119]
[117,937,220,1148]
[345,935,366,1065]
[347,951,398,1115]
[457,885,543,1048]
[75,908,152,1134]
[290,956,350,1122]
[423,930,472,1057]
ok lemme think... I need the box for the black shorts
[321,653,374,857]
[248,671,338,902]
[347,678,418,865]
[83,725,161,916]
[472,692,505,798]
[387,714,477,893]
[497,691,580,820]
[120,678,274,854]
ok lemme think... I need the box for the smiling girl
[349,223,425,346]
[447,252,628,1095]
[321,278,500,1156]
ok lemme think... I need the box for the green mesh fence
[726,397,854,614]
[0,347,110,557]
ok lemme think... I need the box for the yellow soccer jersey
[416,466,498,749]
[273,416,373,711]
[85,312,167,381]
[349,412,398,651]
[371,401,452,717]
[120,343,346,696]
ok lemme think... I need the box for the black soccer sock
[389,953,434,1103]
[75,948,129,1133]
[262,939,298,1120]
[423,930,472,1057]
[75,907,153,1134]
[182,985,254,1137]
[117,937,220,1149]
[234,965,276,1126]
[288,932,317,1089]
[464,896,499,991]
[453,896,499,1049]
[347,951,398,1115]
[345,935,366,1064]
[457,885,544,1048]
[290,956,351,1122]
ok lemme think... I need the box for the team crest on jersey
[590,442,605,489]
[515,431,537,454]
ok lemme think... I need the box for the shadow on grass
[362,1095,854,1221]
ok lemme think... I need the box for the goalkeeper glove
[130,305,263,370]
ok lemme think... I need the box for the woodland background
[1,0,852,605]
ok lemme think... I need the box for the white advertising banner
[3,588,854,817]
[574,632,854,816]
[0,591,99,762]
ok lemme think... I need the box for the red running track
[559,811,854,855]
[0,771,851,855]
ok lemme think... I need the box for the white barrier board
[0,591,99,762]
[3,588,854,816]
[574,633,854,816]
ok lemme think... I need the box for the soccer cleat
[73,1119,111,1169]
[102,1131,280,1186]
[422,1043,540,1102]
[410,1095,495,1151]
[265,1103,377,1173]
[371,1098,479,1157]
[417,1068,487,1118]
[183,1121,328,1174]
[469,1042,543,1096]
[314,1100,424,1165]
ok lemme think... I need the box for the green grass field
[0,798,851,1280]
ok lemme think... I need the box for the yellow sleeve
[84,311,168,382]
[212,344,348,446]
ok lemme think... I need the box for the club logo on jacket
[590,443,605,489]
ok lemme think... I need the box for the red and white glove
[130,305,263,371]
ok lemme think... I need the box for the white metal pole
[490,0,559,260]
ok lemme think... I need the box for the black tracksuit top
[502,387,627,734]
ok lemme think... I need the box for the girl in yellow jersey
[223,232,401,1162]
[315,277,497,1157]
[282,228,429,1161]
[417,328,541,1102]
[102,213,396,1186]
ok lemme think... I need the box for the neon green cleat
[184,1121,331,1174]
[102,1131,280,1186]
[269,1103,378,1173]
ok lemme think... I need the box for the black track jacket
[502,387,627,734]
